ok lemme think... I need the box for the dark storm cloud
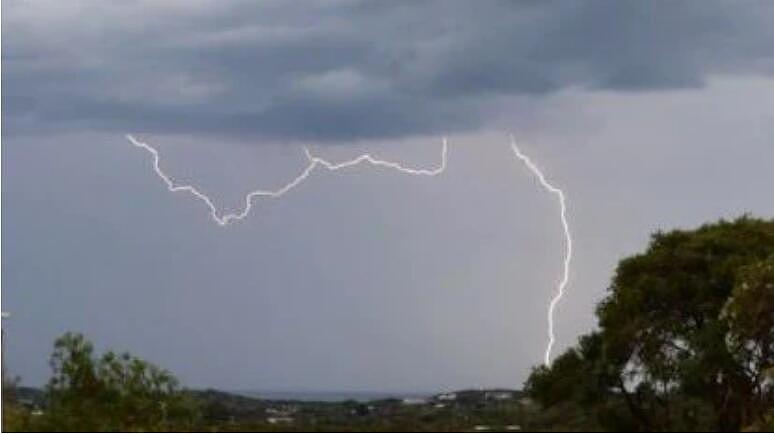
[3,0,773,141]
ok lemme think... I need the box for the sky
[2,1,774,392]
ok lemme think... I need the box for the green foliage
[41,332,199,431]
[527,216,774,431]
[2,403,33,433]
[3,378,35,432]
[724,257,774,430]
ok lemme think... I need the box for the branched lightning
[509,135,572,366]
[126,135,447,226]
[127,133,571,367]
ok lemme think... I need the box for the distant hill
[10,385,528,431]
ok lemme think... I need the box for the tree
[722,257,774,429]
[43,332,199,431]
[526,216,774,431]
[2,376,34,432]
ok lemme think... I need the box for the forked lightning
[126,135,447,226]
[127,134,570,365]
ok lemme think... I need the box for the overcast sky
[3,1,774,392]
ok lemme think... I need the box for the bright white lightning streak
[126,135,447,226]
[509,136,572,366]
[127,133,569,367]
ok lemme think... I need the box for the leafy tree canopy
[42,332,199,431]
[527,216,774,431]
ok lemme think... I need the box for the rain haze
[3,1,774,394]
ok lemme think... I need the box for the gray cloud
[3,0,774,141]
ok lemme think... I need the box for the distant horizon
[15,383,522,403]
[233,389,433,402]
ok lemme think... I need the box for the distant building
[350,404,374,416]
[436,392,457,401]
[485,391,513,401]
[265,404,296,424]
[266,405,297,415]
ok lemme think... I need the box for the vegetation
[2,378,37,432]
[526,216,774,431]
[4,333,199,431]
[3,216,772,431]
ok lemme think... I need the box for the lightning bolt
[126,135,447,226]
[127,134,570,366]
[509,136,572,365]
